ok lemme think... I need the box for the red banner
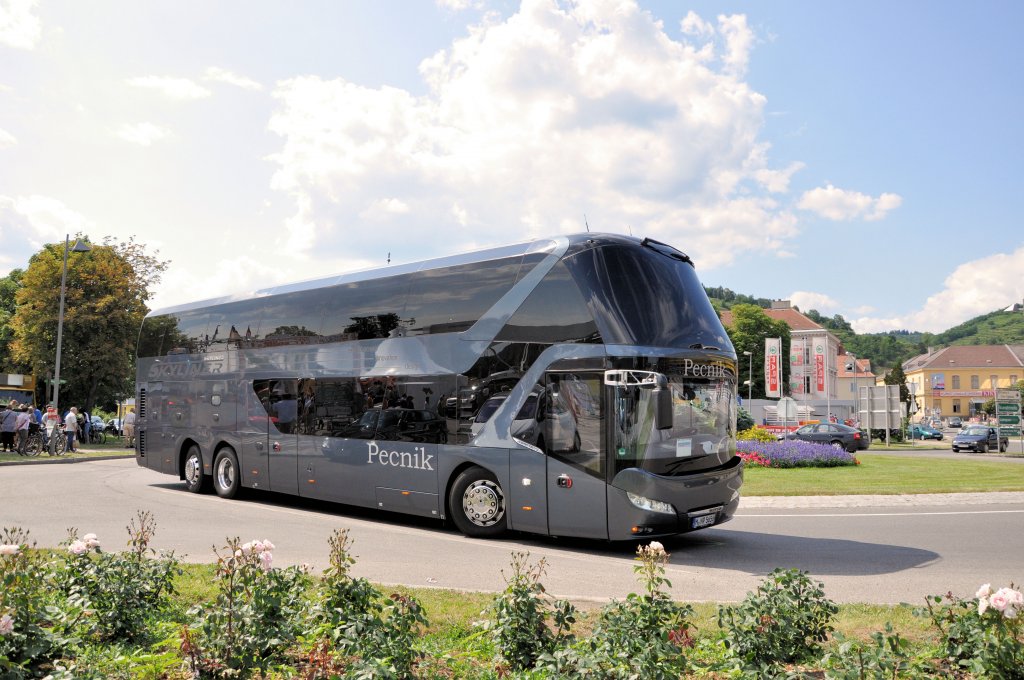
[815,353,825,393]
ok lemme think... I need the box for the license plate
[691,513,716,529]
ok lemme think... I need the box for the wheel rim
[831,441,844,449]
[216,456,234,491]
[185,454,201,485]
[462,480,504,527]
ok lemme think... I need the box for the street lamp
[846,353,858,426]
[743,350,753,403]
[48,235,91,454]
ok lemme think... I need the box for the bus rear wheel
[450,467,506,538]
[183,445,207,494]
[213,448,241,499]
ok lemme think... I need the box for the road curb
[0,453,134,467]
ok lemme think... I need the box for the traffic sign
[1000,426,1021,437]
[996,388,1021,401]
[997,401,1021,413]
[998,414,1021,425]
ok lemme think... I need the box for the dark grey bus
[134,233,742,540]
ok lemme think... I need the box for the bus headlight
[626,492,676,515]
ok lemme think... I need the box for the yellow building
[902,345,1024,421]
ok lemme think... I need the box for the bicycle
[89,428,106,445]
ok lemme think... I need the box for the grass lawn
[742,452,1024,496]
[0,445,133,463]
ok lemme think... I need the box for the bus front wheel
[450,467,506,538]
[213,448,241,499]
[183,445,207,494]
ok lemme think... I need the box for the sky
[1,0,1022,335]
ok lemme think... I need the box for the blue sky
[1,0,1022,334]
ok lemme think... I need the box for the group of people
[0,401,41,455]
[0,401,137,455]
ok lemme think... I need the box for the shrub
[305,528,428,679]
[485,551,575,673]
[718,568,837,672]
[737,439,858,468]
[182,537,309,678]
[737,407,755,432]
[919,583,1024,679]
[737,426,777,443]
[55,511,180,642]
[823,625,935,679]
[0,528,80,678]
[537,542,694,679]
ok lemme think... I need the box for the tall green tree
[11,236,167,413]
[0,268,27,372]
[723,303,791,399]
[883,363,910,405]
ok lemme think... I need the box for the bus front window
[608,369,736,476]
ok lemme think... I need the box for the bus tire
[183,445,207,494]
[213,447,241,499]
[450,467,507,538]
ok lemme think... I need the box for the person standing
[1,402,18,452]
[64,406,80,453]
[15,405,31,455]
[123,409,136,448]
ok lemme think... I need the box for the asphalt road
[2,458,1022,604]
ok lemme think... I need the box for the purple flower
[737,440,857,467]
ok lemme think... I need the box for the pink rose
[0,544,19,557]
[978,598,990,615]
[259,550,273,571]
[976,583,992,599]
[989,589,1010,612]
[0,613,13,636]
[68,540,87,555]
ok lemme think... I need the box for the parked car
[780,422,869,453]
[105,418,123,435]
[947,416,963,428]
[332,407,447,443]
[89,415,104,430]
[952,425,1007,453]
[908,424,943,441]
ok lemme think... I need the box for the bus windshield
[610,369,735,476]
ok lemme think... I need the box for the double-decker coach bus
[135,233,742,539]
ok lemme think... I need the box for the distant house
[902,345,1024,421]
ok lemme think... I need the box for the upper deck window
[564,244,729,350]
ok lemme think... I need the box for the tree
[723,304,791,399]
[11,236,167,413]
[0,268,28,372]
[883,363,910,405]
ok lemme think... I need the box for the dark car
[908,424,943,441]
[781,422,869,453]
[947,416,963,428]
[333,407,447,443]
[952,425,1007,453]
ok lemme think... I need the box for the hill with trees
[707,286,1024,374]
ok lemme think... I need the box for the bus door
[544,373,608,539]
[260,378,299,495]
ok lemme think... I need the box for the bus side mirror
[654,380,673,430]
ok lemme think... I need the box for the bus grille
[138,430,146,457]
[138,389,146,418]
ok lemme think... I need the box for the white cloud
[126,76,211,100]
[0,126,15,148]
[204,67,263,91]
[0,0,41,49]
[798,183,902,221]
[436,0,482,10]
[0,194,94,244]
[115,122,170,146]
[852,245,1024,333]
[790,291,840,315]
[266,1,803,268]
[359,197,411,221]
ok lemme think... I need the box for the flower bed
[737,439,859,468]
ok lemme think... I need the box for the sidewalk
[741,491,1024,509]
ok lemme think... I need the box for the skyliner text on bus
[134,233,743,540]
